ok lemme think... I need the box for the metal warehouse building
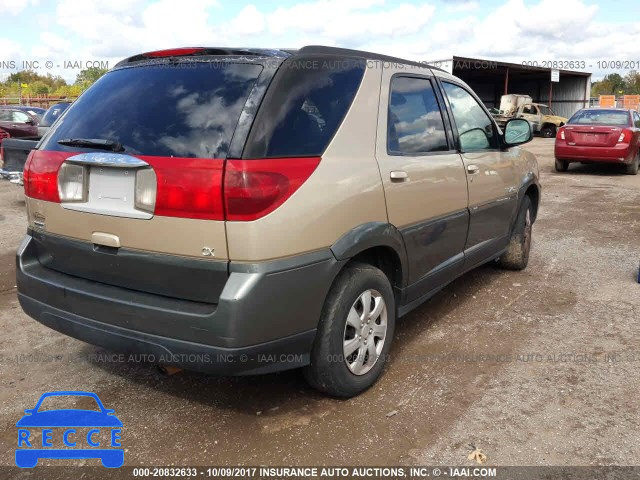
[432,56,592,119]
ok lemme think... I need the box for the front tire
[498,196,533,271]
[625,154,639,175]
[555,158,569,172]
[304,263,395,398]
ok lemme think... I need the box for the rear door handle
[466,164,480,175]
[390,170,408,182]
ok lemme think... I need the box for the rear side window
[634,111,640,127]
[387,76,448,154]
[41,62,263,158]
[243,56,365,158]
[40,104,69,127]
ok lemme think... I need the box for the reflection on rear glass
[569,110,629,126]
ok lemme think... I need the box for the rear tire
[625,154,639,175]
[555,158,569,172]
[304,263,395,398]
[498,196,533,271]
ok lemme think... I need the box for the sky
[0,0,639,83]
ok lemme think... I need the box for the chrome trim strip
[65,152,149,168]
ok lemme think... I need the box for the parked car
[37,102,71,137]
[555,108,640,175]
[16,46,540,397]
[0,107,39,138]
[0,105,46,120]
[0,105,70,183]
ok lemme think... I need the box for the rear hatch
[24,53,273,304]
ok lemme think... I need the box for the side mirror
[459,127,491,151]
[503,118,532,147]
[25,119,36,126]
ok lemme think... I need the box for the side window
[12,111,30,123]
[522,105,534,114]
[0,110,11,121]
[633,111,640,128]
[244,57,365,158]
[442,82,498,151]
[387,76,448,154]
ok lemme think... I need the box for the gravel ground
[0,138,639,476]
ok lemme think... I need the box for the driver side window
[634,111,640,128]
[442,82,497,151]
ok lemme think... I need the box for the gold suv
[17,46,540,397]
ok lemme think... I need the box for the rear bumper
[555,142,634,164]
[17,233,344,375]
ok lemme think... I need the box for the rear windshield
[568,110,630,126]
[41,62,263,158]
[40,103,70,127]
[243,56,365,158]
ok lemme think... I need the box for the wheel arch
[331,222,409,291]
[512,178,540,233]
[524,183,540,222]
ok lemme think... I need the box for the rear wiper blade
[57,138,124,152]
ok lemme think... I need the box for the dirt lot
[1,138,639,473]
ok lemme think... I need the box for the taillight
[24,150,67,202]
[618,129,632,143]
[144,48,204,58]
[223,157,321,221]
[558,127,565,140]
[141,156,225,220]
[23,151,319,221]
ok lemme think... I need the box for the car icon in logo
[16,391,123,468]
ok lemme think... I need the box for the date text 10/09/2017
[521,60,640,70]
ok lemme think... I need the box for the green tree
[31,80,50,95]
[591,73,628,96]
[7,70,42,85]
[74,67,108,88]
[624,71,640,94]
[53,84,83,98]
[2,70,69,97]
[607,73,625,94]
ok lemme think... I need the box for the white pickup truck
[492,94,568,138]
